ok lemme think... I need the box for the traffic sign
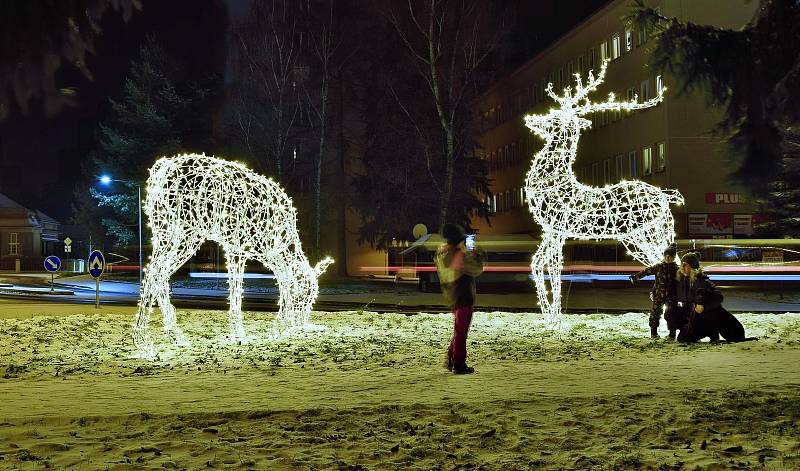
[88,250,105,278]
[44,255,61,273]
[63,237,72,246]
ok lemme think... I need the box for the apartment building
[474,0,761,240]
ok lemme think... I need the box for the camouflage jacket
[633,261,678,303]
[434,244,484,309]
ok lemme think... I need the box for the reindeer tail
[663,189,685,206]
[314,257,335,277]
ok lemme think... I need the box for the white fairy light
[133,153,334,359]
[524,61,684,329]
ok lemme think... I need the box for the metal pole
[50,272,54,293]
[95,277,100,309]
[138,183,143,289]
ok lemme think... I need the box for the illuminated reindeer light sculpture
[133,154,333,358]
[524,61,684,328]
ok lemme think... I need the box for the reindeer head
[525,60,665,141]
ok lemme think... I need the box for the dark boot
[650,325,659,339]
[453,364,475,375]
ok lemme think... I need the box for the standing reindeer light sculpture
[133,154,333,359]
[524,61,684,328]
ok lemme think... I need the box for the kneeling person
[675,252,745,343]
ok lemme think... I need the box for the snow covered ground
[0,302,799,469]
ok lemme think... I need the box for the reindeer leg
[531,238,553,323]
[545,239,566,330]
[266,246,318,335]
[133,254,160,359]
[157,237,203,347]
[225,251,247,341]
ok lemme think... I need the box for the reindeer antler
[569,60,666,115]
[571,60,609,106]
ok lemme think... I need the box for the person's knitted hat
[441,223,467,245]
[663,244,677,257]
[681,252,701,269]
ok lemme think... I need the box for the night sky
[0,0,608,222]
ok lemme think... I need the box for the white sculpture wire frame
[524,61,684,328]
[133,154,333,359]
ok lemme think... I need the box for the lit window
[625,29,633,52]
[628,151,638,178]
[656,74,664,95]
[611,34,621,60]
[642,146,653,175]
[588,48,596,70]
[615,154,625,180]
[578,55,585,76]
[626,87,636,102]
[657,142,666,170]
[600,41,609,61]
[640,79,650,102]
[8,232,19,256]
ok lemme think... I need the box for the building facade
[0,193,61,270]
[474,0,760,240]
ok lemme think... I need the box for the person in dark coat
[630,244,679,339]
[435,223,484,375]
[675,252,746,343]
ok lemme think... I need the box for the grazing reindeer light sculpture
[133,154,333,359]
[524,61,684,328]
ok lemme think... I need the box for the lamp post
[99,175,143,287]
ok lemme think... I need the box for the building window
[491,194,497,213]
[615,154,625,180]
[588,47,596,70]
[8,232,20,256]
[640,79,650,102]
[626,87,636,108]
[558,67,564,89]
[625,29,633,52]
[600,41,609,62]
[578,54,585,76]
[628,151,638,178]
[567,61,574,80]
[611,34,621,60]
[638,25,648,46]
[656,74,664,95]
[519,188,525,207]
[642,146,653,175]
[657,141,666,170]
[603,159,612,184]
[591,162,600,185]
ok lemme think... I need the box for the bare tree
[386,0,498,230]
[304,0,361,257]
[226,0,304,183]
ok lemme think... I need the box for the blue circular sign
[88,250,105,278]
[44,255,61,273]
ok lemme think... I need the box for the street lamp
[98,175,143,287]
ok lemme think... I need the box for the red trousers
[448,305,473,366]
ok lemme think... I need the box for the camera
[465,234,476,251]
